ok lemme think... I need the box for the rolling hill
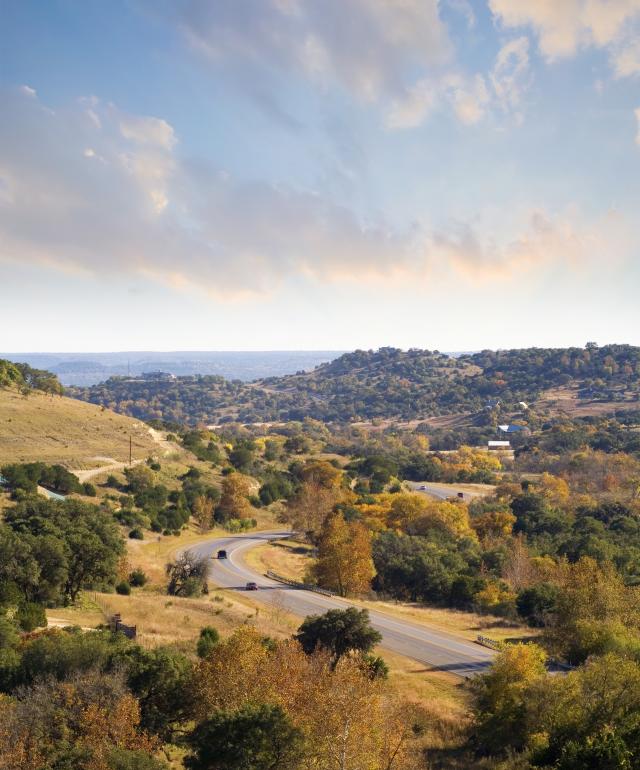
[66,345,640,426]
[0,387,160,466]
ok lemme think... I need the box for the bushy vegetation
[1,461,84,496]
[0,616,425,770]
[0,358,63,395]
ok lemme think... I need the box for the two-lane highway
[189,531,495,678]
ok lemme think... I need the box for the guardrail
[265,570,334,597]
[475,635,504,651]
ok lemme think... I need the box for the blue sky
[0,0,639,352]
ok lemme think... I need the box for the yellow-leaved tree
[313,511,375,596]
[286,460,351,543]
[216,473,253,523]
[193,627,426,770]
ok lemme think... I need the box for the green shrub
[129,569,148,587]
[128,528,144,540]
[196,626,220,658]
[116,581,131,596]
[15,601,47,632]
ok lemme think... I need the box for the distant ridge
[1,350,346,386]
[67,345,640,425]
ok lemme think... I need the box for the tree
[3,498,123,605]
[471,643,548,754]
[216,475,253,524]
[372,530,473,604]
[186,703,304,770]
[295,608,381,666]
[192,627,423,770]
[313,512,375,596]
[228,445,255,472]
[192,495,215,532]
[545,557,640,663]
[471,509,516,541]
[166,551,209,597]
[124,465,156,495]
[528,654,640,769]
[121,646,195,743]
[286,461,347,543]
[516,583,560,627]
[0,670,158,770]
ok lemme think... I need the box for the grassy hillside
[68,344,640,425]
[0,388,159,466]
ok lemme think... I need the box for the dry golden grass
[381,648,472,752]
[45,588,296,654]
[244,538,313,582]
[0,388,158,467]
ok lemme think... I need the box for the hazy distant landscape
[1,351,345,386]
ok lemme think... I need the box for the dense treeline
[0,358,63,395]
[1,462,91,497]
[0,496,124,627]
[67,345,640,425]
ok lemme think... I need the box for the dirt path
[147,426,179,456]
[73,458,142,483]
[69,428,176,483]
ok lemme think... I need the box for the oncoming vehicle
[419,485,427,490]
[245,581,258,591]
[216,549,227,559]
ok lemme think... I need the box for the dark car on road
[245,581,258,591]
[216,549,227,559]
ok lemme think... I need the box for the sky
[1,0,639,353]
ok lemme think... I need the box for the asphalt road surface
[189,531,495,678]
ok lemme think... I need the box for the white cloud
[490,0,640,75]
[0,88,626,297]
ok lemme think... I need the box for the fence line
[265,570,333,597]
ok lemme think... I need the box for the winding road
[189,531,495,678]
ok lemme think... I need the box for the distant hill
[1,350,345,386]
[67,345,640,426]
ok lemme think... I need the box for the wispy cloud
[178,0,451,102]
[0,88,629,299]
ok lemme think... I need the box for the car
[419,485,427,490]
[245,581,258,591]
[216,549,227,559]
